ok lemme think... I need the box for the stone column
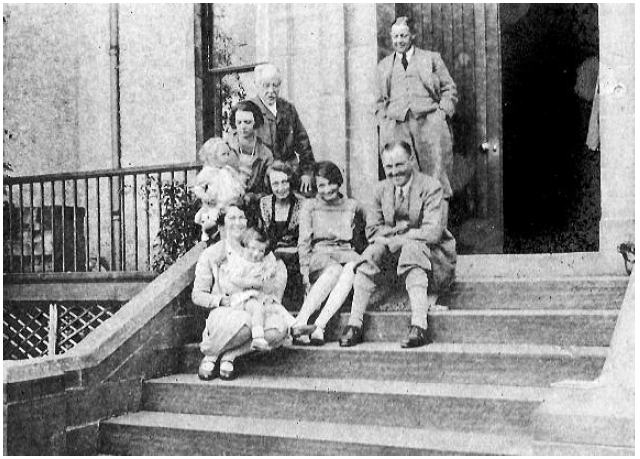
[344,4,379,200]
[255,4,380,200]
[598,3,635,253]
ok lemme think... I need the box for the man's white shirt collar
[260,95,277,117]
[396,46,415,62]
[395,173,414,199]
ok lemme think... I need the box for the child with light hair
[192,137,251,241]
[218,228,315,350]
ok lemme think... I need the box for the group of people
[191,16,458,381]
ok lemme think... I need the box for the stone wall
[118,4,196,167]
[3,244,205,455]
[3,4,197,176]
[3,4,111,175]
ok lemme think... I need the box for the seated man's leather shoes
[400,325,430,348]
[339,325,363,347]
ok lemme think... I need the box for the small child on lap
[219,228,314,350]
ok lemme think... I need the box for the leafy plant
[210,4,248,134]
[149,179,201,274]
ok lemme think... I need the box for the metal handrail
[4,161,202,274]
[4,162,200,184]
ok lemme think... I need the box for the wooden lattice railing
[3,301,123,360]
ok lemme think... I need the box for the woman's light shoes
[292,334,310,345]
[197,355,218,381]
[219,360,235,380]
[251,337,271,351]
[290,323,317,337]
[309,327,325,346]
[289,323,316,345]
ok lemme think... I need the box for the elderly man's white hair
[254,63,282,84]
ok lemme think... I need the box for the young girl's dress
[218,250,283,313]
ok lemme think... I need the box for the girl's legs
[294,264,342,326]
[312,262,356,342]
[265,302,316,336]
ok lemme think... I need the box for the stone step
[142,374,565,437]
[372,276,628,311]
[180,342,606,387]
[99,411,536,455]
[321,309,618,347]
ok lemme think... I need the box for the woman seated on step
[291,161,368,345]
[192,204,312,381]
[259,160,306,304]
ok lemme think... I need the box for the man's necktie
[401,52,408,70]
[396,187,405,206]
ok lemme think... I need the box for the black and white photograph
[3,3,635,455]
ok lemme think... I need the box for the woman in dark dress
[259,160,304,304]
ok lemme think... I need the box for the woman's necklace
[239,137,256,157]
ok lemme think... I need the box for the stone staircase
[98,274,631,455]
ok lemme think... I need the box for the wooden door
[396,3,503,254]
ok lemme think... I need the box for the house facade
[3,3,634,260]
[2,4,635,454]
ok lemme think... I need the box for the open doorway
[501,4,600,253]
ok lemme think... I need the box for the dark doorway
[501,4,600,253]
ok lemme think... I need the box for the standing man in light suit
[376,16,458,202]
[251,64,316,195]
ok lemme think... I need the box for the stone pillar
[344,4,379,200]
[598,4,635,252]
[118,4,196,167]
[532,272,635,450]
[255,4,379,200]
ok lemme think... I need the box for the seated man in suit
[340,141,456,348]
[251,64,316,195]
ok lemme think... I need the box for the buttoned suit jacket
[375,47,458,122]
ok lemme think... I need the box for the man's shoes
[400,325,430,348]
[339,325,363,347]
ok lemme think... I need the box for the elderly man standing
[376,16,457,200]
[251,64,316,194]
[340,141,456,348]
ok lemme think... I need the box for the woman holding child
[192,204,313,381]
[292,161,368,345]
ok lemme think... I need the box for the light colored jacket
[376,48,457,122]
[366,172,457,291]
